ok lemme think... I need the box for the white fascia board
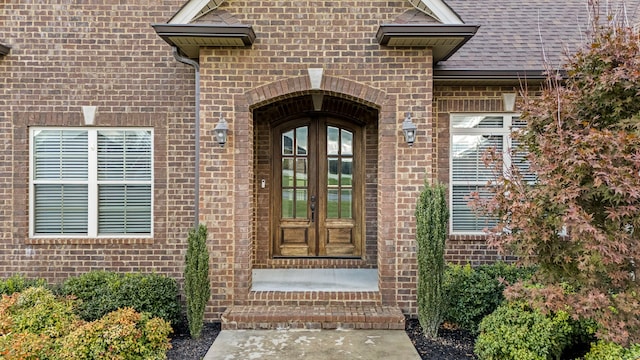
[420,0,463,24]
[170,0,223,24]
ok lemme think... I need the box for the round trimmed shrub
[474,301,574,360]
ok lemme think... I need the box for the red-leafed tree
[474,10,640,345]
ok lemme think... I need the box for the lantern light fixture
[402,112,417,147]
[214,115,228,148]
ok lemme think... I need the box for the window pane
[341,189,352,218]
[452,185,497,232]
[282,189,294,218]
[327,158,339,186]
[34,130,88,180]
[341,158,352,186]
[34,184,88,234]
[296,189,307,218]
[341,129,353,155]
[98,130,151,181]
[295,159,308,187]
[452,135,502,182]
[296,127,308,155]
[327,189,339,218]
[452,115,503,129]
[98,185,151,234]
[282,130,294,155]
[282,159,294,187]
[327,126,339,155]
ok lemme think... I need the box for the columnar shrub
[185,224,210,339]
[415,181,448,338]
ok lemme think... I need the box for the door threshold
[251,268,378,292]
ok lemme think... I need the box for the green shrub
[444,262,535,334]
[185,224,210,339]
[0,274,48,295]
[583,341,640,360]
[415,181,448,338]
[0,287,80,359]
[61,271,181,325]
[57,307,172,360]
[474,301,576,360]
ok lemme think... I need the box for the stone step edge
[221,305,405,330]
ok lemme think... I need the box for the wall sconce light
[214,116,228,148]
[402,112,417,147]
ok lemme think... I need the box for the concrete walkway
[204,329,421,360]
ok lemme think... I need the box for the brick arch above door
[230,74,400,304]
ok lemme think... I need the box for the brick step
[244,290,383,307]
[221,305,405,330]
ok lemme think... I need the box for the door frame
[270,115,365,258]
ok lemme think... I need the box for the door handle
[310,195,316,222]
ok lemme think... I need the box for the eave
[433,69,563,85]
[376,24,479,63]
[0,43,10,56]
[151,23,255,59]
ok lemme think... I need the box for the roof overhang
[433,69,563,85]
[152,23,255,58]
[376,24,479,63]
[0,43,10,56]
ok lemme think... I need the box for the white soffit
[408,0,463,24]
[170,0,227,24]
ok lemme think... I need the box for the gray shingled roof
[437,0,640,72]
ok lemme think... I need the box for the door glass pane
[327,189,339,218]
[282,189,294,218]
[296,127,308,155]
[282,159,294,187]
[296,189,307,218]
[341,189,352,218]
[327,158,339,186]
[327,126,339,155]
[295,159,307,187]
[341,158,352,186]
[282,130,294,155]
[341,129,353,155]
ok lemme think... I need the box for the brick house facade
[0,0,613,325]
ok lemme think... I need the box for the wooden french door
[272,117,364,258]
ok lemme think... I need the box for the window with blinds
[450,114,522,234]
[30,128,153,237]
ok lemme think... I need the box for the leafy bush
[583,341,640,360]
[474,301,577,360]
[443,262,535,334]
[57,307,172,360]
[415,181,448,338]
[61,271,181,325]
[0,287,80,359]
[0,288,172,360]
[0,274,48,295]
[185,224,210,339]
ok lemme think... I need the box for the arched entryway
[253,94,378,268]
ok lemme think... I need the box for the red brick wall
[1,0,446,320]
[0,0,196,295]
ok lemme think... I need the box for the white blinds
[31,128,152,236]
[450,114,520,233]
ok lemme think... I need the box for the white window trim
[29,127,154,239]
[449,113,519,235]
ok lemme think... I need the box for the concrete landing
[204,329,421,360]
